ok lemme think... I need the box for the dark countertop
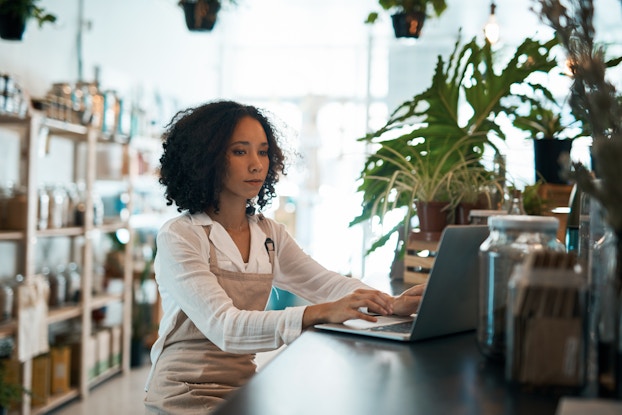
[214,329,561,415]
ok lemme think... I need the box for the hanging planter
[365,0,447,39]
[0,11,26,40]
[391,11,426,38]
[179,0,221,32]
[0,0,56,41]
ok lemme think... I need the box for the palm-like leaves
[351,34,559,253]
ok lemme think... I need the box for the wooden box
[49,345,71,395]
[404,232,440,285]
[31,354,50,407]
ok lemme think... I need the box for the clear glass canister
[478,215,566,360]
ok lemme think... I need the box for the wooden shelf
[404,234,440,285]
[0,319,17,339]
[36,227,85,238]
[0,110,135,415]
[32,388,80,415]
[90,293,123,310]
[47,305,82,325]
[0,230,25,240]
[87,365,122,389]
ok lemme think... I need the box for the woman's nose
[249,154,264,172]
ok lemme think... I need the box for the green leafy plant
[0,360,28,410]
[351,33,559,254]
[0,0,56,27]
[366,0,447,24]
[357,134,499,253]
[511,90,586,140]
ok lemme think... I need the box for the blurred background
[1,0,621,279]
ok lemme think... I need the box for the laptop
[315,225,489,341]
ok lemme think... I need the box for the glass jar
[64,262,82,304]
[478,215,566,360]
[47,184,68,229]
[0,279,14,321]
[37,186,50,230]
[0,183,13,230]
[47,266,67,308]
[587,227,619,397]
[5,186,27,230]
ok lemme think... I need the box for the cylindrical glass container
[64,262,82,304]
[478,215,565,360]
[5,186,27,230]
[37,186,49,230]
[47,266,67,308]
[0,280,14,321]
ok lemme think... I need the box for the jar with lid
[46,266,67,308]
[47,184,68,229]
[37,186,50,230]
[478,215,565,360]
[5,186,27,230]
[0,279,14,321]
[0,183,13,230]
[64,262,82,304]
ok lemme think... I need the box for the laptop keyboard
[369,321,413,333]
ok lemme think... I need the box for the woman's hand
[393,284,426,316]
[302,289,394,329]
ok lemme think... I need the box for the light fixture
[484,2,500,45]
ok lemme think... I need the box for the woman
[144,100,424,413]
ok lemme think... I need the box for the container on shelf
[37,186,50,230]
[478,215,565,361]
[0,279,14,321]
[5,186,27,230]
[0,182,13,230]
[64,262,82,304]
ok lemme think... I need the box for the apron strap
[203,215,275,266]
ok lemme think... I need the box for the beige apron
[145,217,275,414]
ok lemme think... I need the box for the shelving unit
[0,112,134,415]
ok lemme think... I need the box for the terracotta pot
[455,202,478,225]
[415,200,450,237]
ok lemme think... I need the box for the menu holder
[506,251,587,389]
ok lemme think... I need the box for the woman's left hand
[393,284,426,316]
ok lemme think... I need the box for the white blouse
[146,212,369,388]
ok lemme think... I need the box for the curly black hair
[158,100,286,215]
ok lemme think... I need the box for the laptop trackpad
[343,315,414,330]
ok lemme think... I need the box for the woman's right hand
[302,289,394,329]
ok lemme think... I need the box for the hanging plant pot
[391,11,426,39]
[533,139,573,184]
[180,0,221,32]
[0,12,26,41]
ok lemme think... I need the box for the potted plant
[0,346,28,414]
[351,33,559,254]
[510,91,585,184]
[365,0,447,38]
[359,134,497,252]
[0,0,56,41]
[0,366,25,414]
[178,0,237,32]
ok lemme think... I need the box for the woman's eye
[259,150,269,157]
[232,149,245,155]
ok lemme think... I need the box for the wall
[2,0,622,279]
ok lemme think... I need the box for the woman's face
[220,116,270,204]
